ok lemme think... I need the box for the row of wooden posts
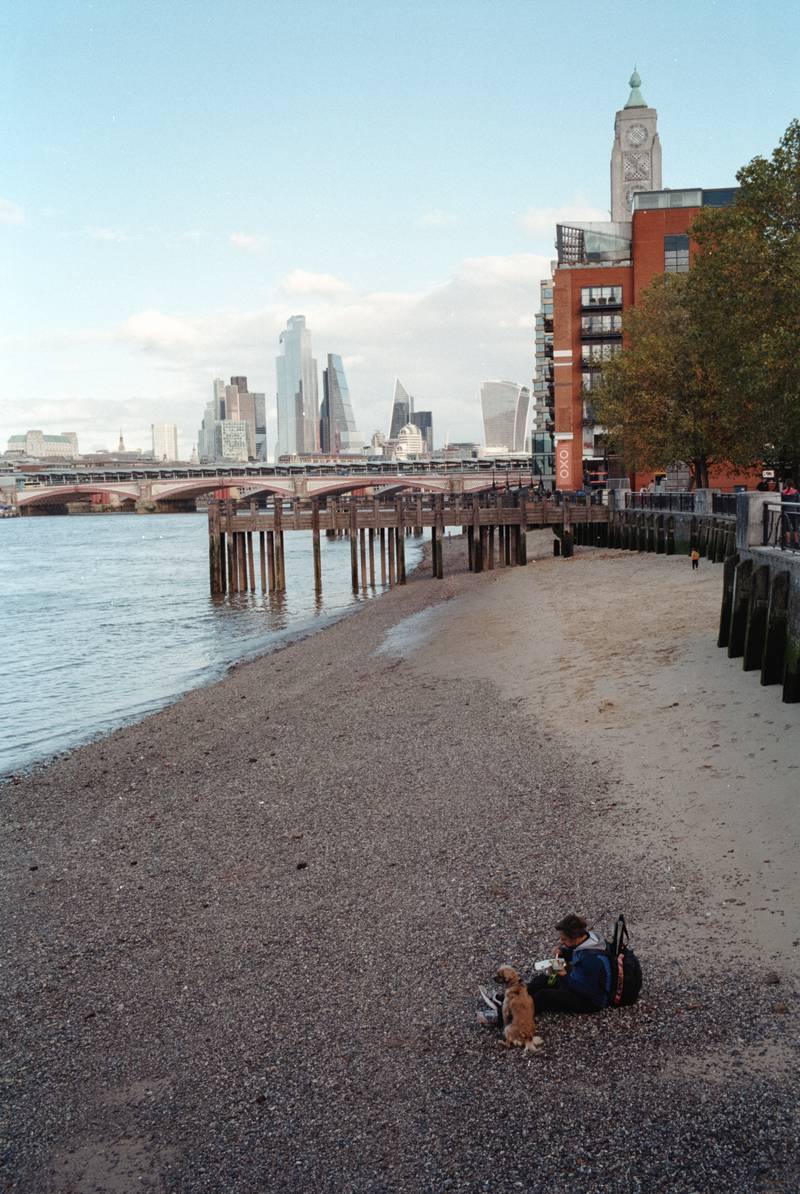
[207,494,609,595]
[208,494,552,595]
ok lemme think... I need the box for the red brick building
[547,72,739,492]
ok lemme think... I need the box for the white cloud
[0,198,25,225]
[4,249,553,454]
[120,310,198,350]
[416,208,457,228]
[280,269,353,298]
[521,203,609,237]
[87,226,131,242]
[229,232,270,253]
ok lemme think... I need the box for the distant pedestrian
[691,548,700,571]
[781,478,799,547]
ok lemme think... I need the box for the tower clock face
[623,151,650,181]
[627,124,648,147]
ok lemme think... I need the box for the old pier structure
[206,493,609,596]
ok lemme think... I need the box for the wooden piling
[467,525,475,571]
[258,531,267,592]
[380,527,387,585]
[395,499,406,583]
[208,502,223,594]
[388,527,396,585]
[274,500,286,591]
[227,529,237,591]
[246,531,256,591]
[359,527,368,591]
[760,570,788,686]
[266,531,276,592]
[430,527,438,577]
[727,558,754,659]
[312,499,322,592]
[350,500,359,591]
[368,528,375,587]
[488,525,495,570]
[435,496,444,578]
[743,565,771,671]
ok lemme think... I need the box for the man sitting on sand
[479,914,611,1026]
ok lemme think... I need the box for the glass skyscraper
[320,354,362,454]
[389,378,413,439]
[479,381,530,452]
[276,315,320,457]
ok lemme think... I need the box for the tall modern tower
[410,411,433,454]
[389,378,413,439]
[276,315,320,457]
[320,355,362,454]
[480,381,530,452]
[610,69,662,221]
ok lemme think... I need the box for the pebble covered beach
[3,534,798,1193]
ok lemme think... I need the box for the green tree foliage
[595,121,800,485]
[593,273,724,488]
[691,120,800,477]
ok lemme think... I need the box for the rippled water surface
[1,514,423,776]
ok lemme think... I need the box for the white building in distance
[6,430,79,459]
[151,423,179,461]
[479,382,530,453]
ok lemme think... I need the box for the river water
[1,513,424,777]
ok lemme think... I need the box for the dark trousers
[526,975,599,1015]
[692,558,699,570]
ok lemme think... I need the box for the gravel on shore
[2,535,798,1193]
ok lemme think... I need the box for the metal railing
[763,500,800,553]
[712,493,739,516]
[625,492,695,511]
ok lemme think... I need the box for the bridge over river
[12,461,541,512]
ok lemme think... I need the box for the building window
[580,285,623,308]
[581,313,622,336]
[581,342,622,365]
[664,234,690,273]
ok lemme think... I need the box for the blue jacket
[561,932,611,1009]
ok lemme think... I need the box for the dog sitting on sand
[494,965,543,1052]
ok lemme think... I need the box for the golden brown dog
[494,964,543,1052]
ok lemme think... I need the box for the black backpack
[605,915,643,1007]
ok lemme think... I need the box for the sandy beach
[3,534,798,1193]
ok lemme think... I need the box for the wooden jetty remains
[207,494,610,595]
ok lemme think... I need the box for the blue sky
[2,0,798,455]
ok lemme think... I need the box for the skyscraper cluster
[198,376,266,462]
[275,315,362,458]
[384,378,434,457]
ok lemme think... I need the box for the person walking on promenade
[691,548,700,571]
[479,914,611,1027]
[781,478,799,547]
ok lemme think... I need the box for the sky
[2,0,799,457]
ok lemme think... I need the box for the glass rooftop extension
[556,221,632,266]
[632,188,738,210]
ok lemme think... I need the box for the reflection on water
[1,514,424,776]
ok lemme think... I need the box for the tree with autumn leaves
[594,120,800,487]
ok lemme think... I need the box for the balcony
[580,295,622,312]
[580,324,622,340]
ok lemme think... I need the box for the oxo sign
[557,443,572,486]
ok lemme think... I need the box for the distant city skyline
[2,2,798,456]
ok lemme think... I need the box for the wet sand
[2,533,798,1193]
